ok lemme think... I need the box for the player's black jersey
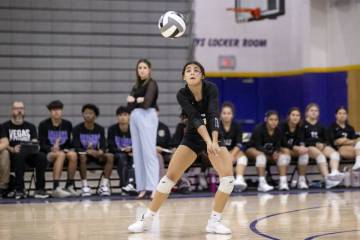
[177,80,220,137]
[328,122,358,146]
[247,123,282,155]
[303,120,328,146]
[220,121,243,151]
[280,122,305,149]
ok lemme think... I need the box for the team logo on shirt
[115,136,132,148]
[224,139,232,146]
[201,113,207,125]
[158,129,165,137]
[80,134,100,148]
[341,132,348,138]
[48,130,68,145]
[310,131,318,139]
[9,129,31,142]
[287,138,294,146]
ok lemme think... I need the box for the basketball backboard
[228,0,285,23]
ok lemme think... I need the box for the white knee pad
[316,154,326,164]
[355,141,360,150]
[256,155,267,167]
[218,176,235,194]
[298,154,309,166]
[156,176,176,194]
[277,154,291,166]
[237,156,248,166]
[330,152,340,162]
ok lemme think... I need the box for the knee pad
[298,154,309,166]
[277,154,291,166]
[218,176,235,194]
[316,154,326,164]
[256,155,267,167]
[330,152,340,162]
[355,141,360,150]
[156,176,176,194]
[237,156,248,166]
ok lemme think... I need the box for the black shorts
[180,134,225,155]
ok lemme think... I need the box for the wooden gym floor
[1,190,360,240]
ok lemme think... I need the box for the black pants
[114,152,135,187]
[11,152,48,191]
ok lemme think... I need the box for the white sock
[331,169,340,174]
[143,208,156,219]
[210,211,222,222]
[236,175,244,182]
[298,176,306,182]
[280,176,287,183]
[82,180,88,187]
[101,178,109,186]
[355,156,360,165]
[259,176,267,184]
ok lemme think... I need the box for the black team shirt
[0,124,5,139]
[280,122,305,149]
[2,120,37,146]
[73,122,106,152]
[220,121,243,151]
[38,118,73,153]
[328,122,358,147]
[247,123,282,155]
[303,120,328,146]
[176,80,220,138]
[107,123,132,154]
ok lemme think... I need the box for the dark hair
[221,101,235,115]
[47,100,63,110]
[335,106,348,114]
[116,106,130,115]
[135,58,152,89]
[82,104,99,116]
[265,110,279,119]
[182,61,205,78]
[305,103,320,113]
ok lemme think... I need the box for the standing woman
[128,61,234,235]
[328,106,360,171]
[245,111,291,192]
[280,107,309,189]
[127,59,159,199]
[303,103,344,188]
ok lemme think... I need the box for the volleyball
[158,11,186,38]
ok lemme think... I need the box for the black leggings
[11,152,48,191]
[114,152,135,187]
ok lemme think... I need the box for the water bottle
[209,172,217,193]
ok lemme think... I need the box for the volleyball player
[328,106,360,171]
[128,61,234,235]
[303,103,344,189]
[245,111,291,192]
[280,107,309,189]
[220,101,248,192]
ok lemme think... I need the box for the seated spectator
[73,104,113,197]
[0,123,10,197]
[107,106,136,195]
[220,102,248,192]
[3,101,49,199]
[280,107,309,189]
[38,100,78,197]
[245,111,291,192]
[303,103,344,189]
[156,107,172,178]
[328,106,360,170]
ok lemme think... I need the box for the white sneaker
[353,162,360,171]
[52,187,72,198]
[257,182,274,192]
[206,220,232,235]
[297,179,309,189]
[128,214,153,233]
[327,171,345,182]
[278,181,289,191]
[233,178,247,192]
[66,186,80,197]
[122,183,137,195]
[325,176,343,189]
[81,186,92,197]
[98,185,111,196]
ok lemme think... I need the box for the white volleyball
[158,11,186,38]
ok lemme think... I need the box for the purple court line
[249,206,328,240]
[304,230,360,240]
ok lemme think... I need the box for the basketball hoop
[226,7,261,19]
